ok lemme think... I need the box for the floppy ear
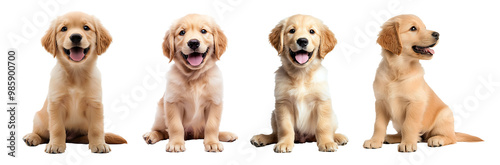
[319,24,337,58]
[269,20,285,54]
[213,25,227,60]
[94,17,112,55]
[41,20,57,57]
[162,30,175,62]
[377,20,401,55]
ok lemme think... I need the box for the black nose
[432,32,439,40]
[187,39,200,50]
[70,34,82,43]
[297,38,308,47]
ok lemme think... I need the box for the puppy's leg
[24,108,49,146]
[273,102,295,153]
[250,112,278,147]
[399,101,425,152]
[385,133,423,144]
[45,101,66,154]
[165,102,186,152]
[144,99,169,144]
[427,108,456,147]
[364,100,390,149]
[86,101,111,153]
[384,134,401,144]
[204,103,224,152]
[316,100,338,152]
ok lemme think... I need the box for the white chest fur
[164,66,223,131]
[286,67,333,135]
[63,87,89,130]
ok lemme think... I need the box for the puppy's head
[377,14,439,60]
[163,14,227,70]
[42,12,111,64]
[270,14,336,68]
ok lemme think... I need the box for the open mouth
[412,43,436,56]
[181,48,209,66]
[64,47,89,62]
[290,49,313,65]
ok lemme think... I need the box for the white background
[1,0,500,164]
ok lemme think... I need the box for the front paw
[363,139,383,149]
[166,141,185,152]
[204,141,224,152]
[398,142,417,152]
[45,142,66,154]
[318,142,338,152]
[274,142,294,153]
[89,143,111,153]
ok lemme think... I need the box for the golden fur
[250,15,348,153]
[363,14,482,152]
[142,14,237,152]
[22,12,127,154]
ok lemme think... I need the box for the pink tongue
[187,53,203,66]
[70,48,85,62]
[424,48,435,55]
[295,53,309,64]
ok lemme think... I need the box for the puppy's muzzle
[65,33,89,62]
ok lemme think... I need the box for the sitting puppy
[363,14,482,152]
[23,12,127,154]
[250,14,348,153]
[142,14,237,152]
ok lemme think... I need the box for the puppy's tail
[105,133,128,144]
[455,132,483,142]
[67,133,127,144]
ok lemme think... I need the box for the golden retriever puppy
[363,14,482,152]
[250,14,348,153]
[142,14,237,152]
[22,12,127,154]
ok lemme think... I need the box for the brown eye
[61,27,67,32]
[310,29,315,34]
[83,25,90,31]
[289,29,295,34]
[410,26,417,31]
[179,30,185,36]
[201,29,207,34]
